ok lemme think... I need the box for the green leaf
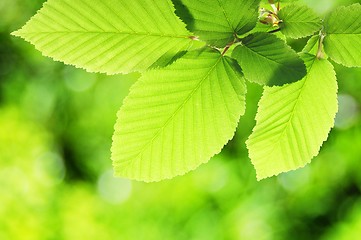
[278,4,322,39]
[247,22,286,41]
[12,0,194,74]
[260,0,299,9]
[302,35,319,55]
[302,35,329,59]
[248,22,277,34]
[262,0,299,3]
[246,54,338,180]
[232,33,306,86]
[323,3,361,67]
[177,0,260,47]
[111,49,246,182]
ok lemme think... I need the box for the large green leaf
[323,3,361,67]
[232,33,306,86]
[246,54,338,180]
[12,0,194,74]
[278,4,322,39]
[177,0,260,47]
[111,49,246,182]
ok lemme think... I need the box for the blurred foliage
[1,0,361,239]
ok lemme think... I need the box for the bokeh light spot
[335,94,359,129]
[97,169,132,204]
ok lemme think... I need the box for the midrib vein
[16,30,191,39]
[123,55,223,167]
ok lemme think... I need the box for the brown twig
[222,41,234,55]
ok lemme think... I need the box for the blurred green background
[1,0,361,239]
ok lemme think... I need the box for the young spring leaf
[323,3,361,67]
[278,4,322,39]
[246,54,338,180]
[12,0,194,74]
[176,0,260,47]
[232,33,306,86]
[111,49,246,182]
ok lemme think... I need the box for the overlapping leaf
[232,33,306,86]
[302,35,319,55]
[247,54,338,180]
[112,49,246,182]
[12,0,194,74]
[323,3,361,67]
[278,4,322,39]
[177,0,260,47]
[302,35,329,59]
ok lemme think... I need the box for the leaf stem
[222,34,240,55]
[222,41,234,55]
[189,36,199,41]
[316,32,326,59]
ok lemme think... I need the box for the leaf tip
[10,29,22,38]
[254,162,311,182]
[255,174,265,182]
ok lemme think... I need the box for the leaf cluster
[12,0,361,181]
